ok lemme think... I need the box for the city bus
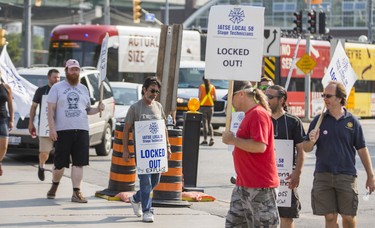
[345,42,375,117]
[48,24,201,83]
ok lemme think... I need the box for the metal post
[368,0,373,42]
[22,0,31,67]
[164,0,169,25]
[104,0,110,25]
[79,0,84,24]
[182,112,203,192]
[303,1,312,122]
[304,35,311,122]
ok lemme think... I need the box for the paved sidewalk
[0,157,224,228]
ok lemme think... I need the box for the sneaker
[209,139,215,146]
[142,211,154,223]
[230,176,237,185]
[47,183,59,199]
[130,195,142,217]
[200,141,208,145]
[71,190,88,203]
[38,166,45,181]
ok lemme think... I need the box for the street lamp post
[368,0,373,42]
[22,0,31,67]
[164,0,169,25]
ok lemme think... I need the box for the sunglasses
[321,93,335,99]
[266,94,280,100]
[149,89,160,94]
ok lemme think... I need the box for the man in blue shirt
[304,81,375,228]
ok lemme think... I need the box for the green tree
[0,33,46,67]
[4,33,22,67]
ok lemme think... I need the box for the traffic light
[307,10,317,34]
[0,28,6,46]
[35,0,42,7]
[318,12,326,34]
[133,0,142,24]
[293,10,303,34]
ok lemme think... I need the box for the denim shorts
[0,117,9,138]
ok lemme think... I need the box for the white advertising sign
[205,5,265,81]
[134,120,168,174]
[117,27,200,73]
[322,42,357,97]
[274,139,294,207]
[228,111,244,152]
[39,95,49,137]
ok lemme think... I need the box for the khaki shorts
[39,137,54,153]
[311,172,358,216]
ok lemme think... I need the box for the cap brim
[66,65,80,69]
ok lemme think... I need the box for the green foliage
[0,33,46,67]
[6,33,22,67]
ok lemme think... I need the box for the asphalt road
[5,119,375,227]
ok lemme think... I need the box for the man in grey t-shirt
[46,59,104,203]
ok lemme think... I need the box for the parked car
[9,66,115,156]
[176,61,228,129]
[109,81,142,124]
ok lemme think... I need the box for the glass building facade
[184,0,373,40]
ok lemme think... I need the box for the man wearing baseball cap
[46,59,104,203]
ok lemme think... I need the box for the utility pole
[79,0,84,24]
[104,0,110,25]
[164,0,169,25]
[368,0,373,42]
[304,1,312,122]
[22,0,31,67]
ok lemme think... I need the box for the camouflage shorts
[225,186,279,228]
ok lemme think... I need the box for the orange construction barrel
[152,129,190,207]
[96,123,136,198]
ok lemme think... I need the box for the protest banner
[134,120,168,174]
[205,6,265,81]
[322,41,357,96]
[274,139,294,207]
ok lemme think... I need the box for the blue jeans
[133,173,161,212]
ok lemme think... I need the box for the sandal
[209,139,214,146]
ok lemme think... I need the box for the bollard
[95,123,136,198]
[182,112,204,192]
[152,129,190,207]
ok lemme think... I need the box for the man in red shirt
[222,80,279,228]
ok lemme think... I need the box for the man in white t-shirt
[46,59,104,203]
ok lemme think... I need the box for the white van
[176,61,228,129]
